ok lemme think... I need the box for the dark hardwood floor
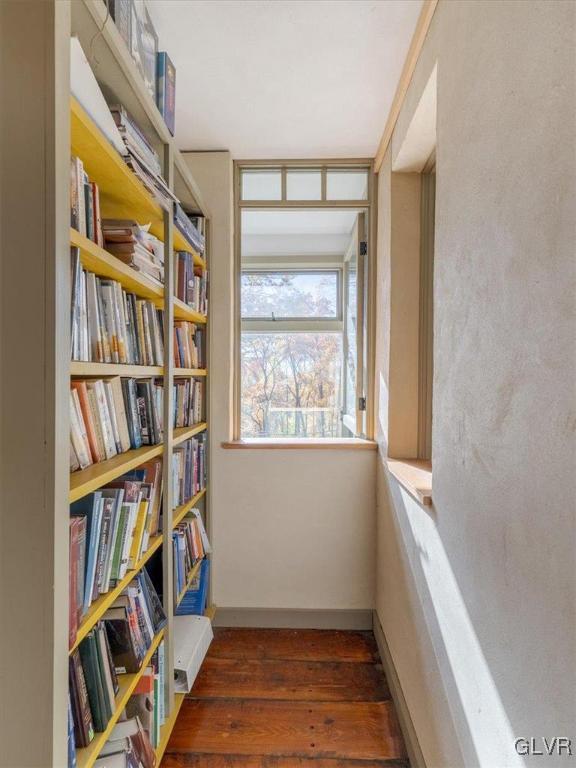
[162,628,409,767]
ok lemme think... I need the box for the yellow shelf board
[70,443,163,503]
[76,629,165,768]
[70,228,165,304]
[175,559,203,608]
[204,605,217,621]
[173,423,207,446]
[71,98,164,238]
[155,692,186,763]
[173,297,207,324]
[71,361,164,378]
[174,368,207,377]
[172,488,207,529]
[69,535,163,654]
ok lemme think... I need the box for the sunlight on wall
[390,481,525,768]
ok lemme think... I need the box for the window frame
[241,267,343,327]
[233,159,376,442]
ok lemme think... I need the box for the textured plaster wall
[375,1,575,766]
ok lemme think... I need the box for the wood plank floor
[162,628,409,767]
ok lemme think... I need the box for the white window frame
[233,159,376,441]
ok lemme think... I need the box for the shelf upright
[162,140,176,715]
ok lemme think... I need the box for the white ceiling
[241,210,360,258]
[147,0,423,158]
[242,210,358,235]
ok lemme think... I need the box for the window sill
[386,458,432,506]
[222,438,378,450]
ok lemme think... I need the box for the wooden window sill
[221,438,378,450]
[386,458,432,506]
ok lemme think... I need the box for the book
[79,631,109,732]
[156,52,176,136]
[71,263,165,365]
[174,251,207,315]
[70,155,103,245]
[173,321,204,369]
[173,378,203,428]
[103,568,165,674]
[70,376,161,474]
[174,203,205,255]
[69,649,95,747]
[175,557,210,617]
[172,435,206,508]
[67,694,77,768]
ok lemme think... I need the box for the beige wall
[375,2,575,766]
[184,152,376,614]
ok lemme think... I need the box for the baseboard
[213,607,373,630]
[373,611,427,768]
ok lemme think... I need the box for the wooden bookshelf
[70,443,164,503]
[71,361,164,377]
[63,4,213,765]
[155,692,186,763]
[173,422,208,446]
[173,488,207,529]
[174,368,208,377]
[76,629,165,768]
[69,534,164,653]
[176,559,203,608]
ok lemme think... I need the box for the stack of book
[71,249,165,365]
[173,510,211,598]
[101,220,165,283]
[174,203,205,256]
[174,321,203,369]
[70,377,163,472]
[174,250,207,314]
[69,569,165,754]
[173,378,203,428]
[69,460,163,647]
[70,156,103,246]
[110,105,177,212]
[172,436,206,508]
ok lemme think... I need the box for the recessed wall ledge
[222,438,378,450]
[386,458,433,505]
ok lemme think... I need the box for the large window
[236,163,373,440]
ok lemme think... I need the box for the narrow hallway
[162,628,409,766]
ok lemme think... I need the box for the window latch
[358,397,367,411]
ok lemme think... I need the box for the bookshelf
[1,3,215,763]
[66,2,213,765]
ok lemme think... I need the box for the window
[236,163,373,441]
[241,169,282,200]
[242,270,340,320]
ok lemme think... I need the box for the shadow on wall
[382,473,526,768]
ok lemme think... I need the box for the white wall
[375,2,575,766]
[184,152,375,615]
